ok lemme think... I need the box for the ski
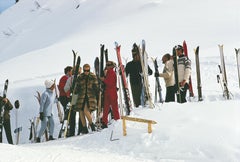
[64,56,81,138]
[218,45,230,99]
[139,40,154,108]
[183,40,194,97]
[0,79,9,143]
[53,79,64,123]
[94,56,103,128]
[115,42,132,115]
[14,100,22,144]
[235,48,240,88]
[194,46,203,101]
[151,57,164,103]
[105,48,109,63]
[72,50,77,68]
[172,47,181,102]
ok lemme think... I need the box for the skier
[174,45,191,103]
[74,64,98,134]
[58,66,72,120]
[0,96,13,144]
[64,66,83,136]
[36,80,57,142]
[125,43,152,107]
[154,53,175,102]
[100,61,120,129]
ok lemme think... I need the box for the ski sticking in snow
[14,100,22,145]
[172,48,181,102]
[0,79,9,143]
[194,46,203,101]
[139,40,154,108]
[235,48,240,88]
[183,40,194,98]
[64,56,81,138]
[218,45,230,99]
[151,57,164,103]
[115,42,132,115]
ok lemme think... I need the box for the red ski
[183,40,194,97]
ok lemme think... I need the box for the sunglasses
[84,69,90,72]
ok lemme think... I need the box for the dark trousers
[130,84,142,107]
[176,84,189,103]
[59,96,70,119]
[3,118,13,144]
[165,86,175,102]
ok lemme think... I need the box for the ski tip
[114,41,118,47]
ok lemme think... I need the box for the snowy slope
[0,0,240,161]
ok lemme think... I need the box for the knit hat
[132,43,139,57]
[44,80,55,89]
[174,45,183,50]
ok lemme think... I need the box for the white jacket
[159,59,175,87]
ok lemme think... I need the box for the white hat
[44,80,55,88]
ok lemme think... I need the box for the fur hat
[44,80,55,89]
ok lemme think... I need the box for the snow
[0,0,240,161]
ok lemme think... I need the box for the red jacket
[103,68,117,97]
[58,75,70,97]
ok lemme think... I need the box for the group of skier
[0,42,192,144]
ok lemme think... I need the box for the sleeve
[125,63,130,77]
[184,58,191,81]
[64,77,71,92]
[159,61,173,79]
[148,65,153,75]
[5,99,13,111]
[40,92,47,113]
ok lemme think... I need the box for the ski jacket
[125,60,152,85]
[103,67,117,98]
[58,75,71,97]
[64,76,73,94]
[177,55,191,83]
[75,72,99,111]
[39,89,56,117]
[0,96,13,120]
[159,59,175,87]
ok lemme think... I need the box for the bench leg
[148,123,152,133]
[122,119,127,136]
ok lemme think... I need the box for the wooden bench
[121,116,157,136]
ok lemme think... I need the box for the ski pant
[102,90,120,125]
[130,83,142,107]
[38,115,54,138]
[3,118,13,144]
[165,86,175,102]
[59,96,70,120]
[176,84,189,103]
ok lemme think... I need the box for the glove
[40,112,44,121]
[154,72,160,77]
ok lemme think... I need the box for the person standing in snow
[36,80,57,142]
[74,64,99,134]
[0,96,13,144]
[154,53,175,102]
[125,43,153,107]
[64,66,83,136]
[174,45,191,103]
[100,61,120,129]
[58,66,72,120]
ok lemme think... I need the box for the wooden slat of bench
[121,116,157,124]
